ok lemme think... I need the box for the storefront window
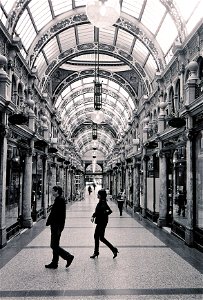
[173,147,187,224]
[32,154,43,215]
[196,132,203,229]
[5,147,23,228]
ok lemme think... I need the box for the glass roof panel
[108,80,119,90]
[116,28,134,53]
[35,52,47,76]
[55,95,62,108]
[116,101,124,111]
[74,94,84,103]
[71,80,82,90]
[119,86,129,99]
[82,78,93,85]
[132,39,149,63]
[15,9,36,50]
[106,95,116,104]
[141,0,166,34]
[175,0,200,21]
[0,9,7,27]
[77,24,94,44]
[43,37,60,62]
[99,26,115,45]
[185,1,203,35]
[145,54,157,78]
[51,0,72,16]
[156,14,178,54]
[128,97,135,110]
[1,0,14,13]
[59,28,76,52]
[61,86,71,97]
[28,0,52,32]
[121,0,144,19]
[75,0,85,8]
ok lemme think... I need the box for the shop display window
[32,154,43,214]
[5,147,23,228]
[196,132,203,229]
[173,147,187,225]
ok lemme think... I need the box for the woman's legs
[97,224,115,252]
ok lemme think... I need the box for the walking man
[45,185,74,269]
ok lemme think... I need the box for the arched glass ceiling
[0,0,202,159]
[73,129,115,156]
[1,0,202,80]
[55,76,135,138]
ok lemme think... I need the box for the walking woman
[90,189,119,259]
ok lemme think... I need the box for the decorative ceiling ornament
[86,0,121,29]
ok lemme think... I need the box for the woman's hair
[98,189,107,200]
[53,185,63,196]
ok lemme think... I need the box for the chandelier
[92,123,98,140]
[86,0,121,29]
[91,40,104,124]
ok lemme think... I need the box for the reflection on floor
[0,186,203,300]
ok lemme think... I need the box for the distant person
[45,185,74,269]
[117,188,125,216]
[90,189,119,259]
[88,185,92,195]
[93,182,96,190]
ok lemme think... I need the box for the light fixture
[91,39,104,124]
[91,110,104,123]
[86,0,121,29]
[92,122,97,140]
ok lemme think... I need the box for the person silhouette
[90,189,119,259]
[45,186,74,269]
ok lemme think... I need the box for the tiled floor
[0,188,203,300]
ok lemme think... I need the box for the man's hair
[53,185,63,196]
[98,189,107,199]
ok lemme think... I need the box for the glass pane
[77,24,94,44]
[59,27,76,52]
[132,39,149,62]
[116,28,134,53]
[141,0,165,34]
[43,37,59,62]
[16,10,36,50]
[156,14,178,54]
[121,0,144,19]
[52,0,72,16]
[28,0,52,32]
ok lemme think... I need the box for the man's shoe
[45,263,58,269]
[66,255,74,268]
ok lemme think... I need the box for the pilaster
[22,145,33,228]
[157,150,167,227]
[0,113,8,247]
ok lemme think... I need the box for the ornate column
[0,55,10,247]
[157,150,167,227]
[133,158,140,212]
[184,61,198,246]
[142,151,148,218]
[185,127,194,246]
[22,145,33,228]
[42,153,48,218]
[0,114,8,247]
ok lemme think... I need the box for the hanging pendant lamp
[86,0,121,29]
